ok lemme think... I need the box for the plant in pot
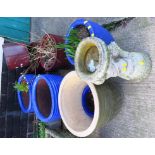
[14,79,30,112]
[14,81,29,93]
[21,42,41,74]
[56,27,90,64]
[3,33,70,72]
[3,40,42,74]
[15,33,69,74]
[14,74,36,113]
[64,18,114,65]
[39,34,70,71]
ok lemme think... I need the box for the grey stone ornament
[75,37,152,85]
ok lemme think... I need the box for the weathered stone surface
[99,17,155,138]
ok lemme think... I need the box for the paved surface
[0,53,36,137]
[99,17,155,138]
[31,17,155,138]
[31,17,125,41]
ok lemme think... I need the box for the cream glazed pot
[58,71,121,137]
[75,37,152,85]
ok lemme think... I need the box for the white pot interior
[58,71,99,137]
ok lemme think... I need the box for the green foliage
[55,29,81,58]
[14,81,29,93]
[38,122,46,138]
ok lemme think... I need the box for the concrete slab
[31,17,125,41]
[98,17,155,138]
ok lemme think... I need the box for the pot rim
[65,18,95,65]
[17,75,32,113]
[75,37,110,84]
[32,74,60,122]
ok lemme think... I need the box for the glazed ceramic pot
[3,43,30,71]
[17,74,36,113]
[40,34,69,71]
[65,18,114,65]
[32,74,63,123]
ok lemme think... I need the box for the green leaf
[55,28,81,59]
[14,81,29,93]
[67,54,74,58]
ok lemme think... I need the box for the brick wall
[0,53,36,138]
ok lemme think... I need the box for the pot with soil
[75,37,152,85]
[39,34,69,71]
[24,42,45,74]
[3,42,30,71]
[32,74,63,123]
[16,74,36,113]
[64,18,114,65]
[58,71,121,137]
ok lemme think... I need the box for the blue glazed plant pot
[32,74,63,123]
[17,74,36,113]
[65,18,114,65]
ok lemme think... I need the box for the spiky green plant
[14,81,29,93]
[55,29,81,58]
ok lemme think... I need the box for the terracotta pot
[40,34,69,71]
[3,43,30,71]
